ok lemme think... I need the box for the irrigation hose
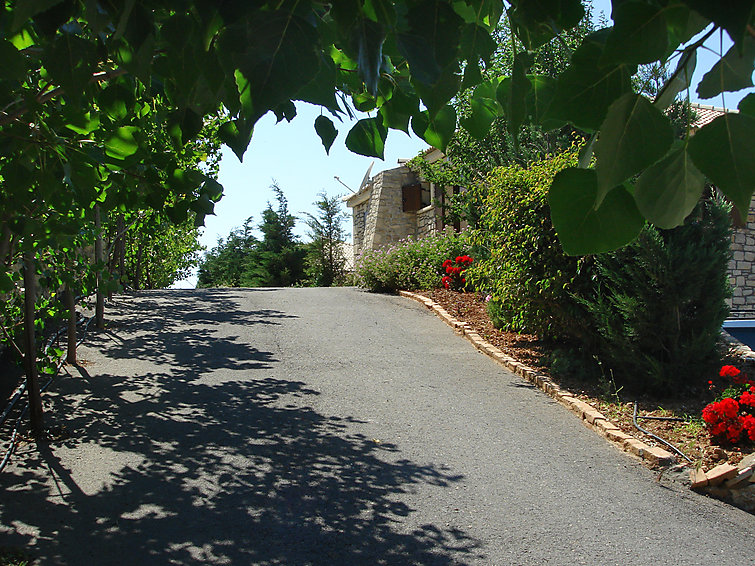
[0,313,96,473]
[633,401,692,463]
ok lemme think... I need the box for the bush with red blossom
[441,256,473,291]
[703,365,755,444]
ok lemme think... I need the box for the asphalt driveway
[1,287,754,565]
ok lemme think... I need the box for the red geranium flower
[720,365,741,378]
[739,390,755,408]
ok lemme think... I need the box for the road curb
[399,290,677,469]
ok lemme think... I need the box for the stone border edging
[400,290,676,469]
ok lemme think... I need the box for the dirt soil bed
[424,288,754,471]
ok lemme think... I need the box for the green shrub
[467,146,594,340]
[581,196,732,394]
[355,231,473,293]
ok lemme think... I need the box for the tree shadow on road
[1,290,481,565]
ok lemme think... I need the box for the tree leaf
[218,119,254,162]
[345,117,387,158]
[634,144,706,229]
[397,1,462,86]
[314,115,338,154]
[461,59,483,90]
[413,69,461,117]
[680,0,754,45]
[355,17,386,96]
[223,10,320,124]
[508,0,585,50]
[413,105,456,151]
[653,49,696,110]
[739,93,755,117]
[12,0,63,32]
[601,1,669,66]
[525,74,561,128]
[549,168,644,255]
[104,126,139,160]
[697,36,755,99]
[688,113,755,217]
[460,78,502,140]
[664,4,709,52]
[546,30,635,131]
[595,93,674,203]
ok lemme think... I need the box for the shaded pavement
[1,288,754,565]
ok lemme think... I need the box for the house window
[402,183,422,212]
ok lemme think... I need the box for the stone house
[344,148,460,260]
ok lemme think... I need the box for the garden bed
[424,288,754,472]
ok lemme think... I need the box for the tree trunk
[134,243,143,291]
[22,250,44,437]
[117,214,126,286]
[95,205,105,330]
[64,283,76,365]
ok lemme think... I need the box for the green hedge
[467,146,593,340]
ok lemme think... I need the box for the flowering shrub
[703,365,755,444]
[441,255,473,290]
[355,231,473,293]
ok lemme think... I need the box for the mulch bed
[423,288,753,471]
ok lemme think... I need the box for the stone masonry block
[582,408,606,424]
[593,418,620,434]
[623,438,647,457]
[568,399,594,419]
[642,446,675,466]
[605,429,633,444]
[725,466,753,489]
[706,463,739,486]
[690,468,709,489]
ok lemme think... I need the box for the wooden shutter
[402,183,422,212]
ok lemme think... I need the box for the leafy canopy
[3,1,755,257]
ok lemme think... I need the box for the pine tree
[302,192,349,287]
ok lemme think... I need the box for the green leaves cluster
[466,147,594,340]
[459,1,754,254]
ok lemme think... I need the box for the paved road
[2,287,754,565]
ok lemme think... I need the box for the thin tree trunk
[117,214,125,286]
[95,205,105,330]
[134,244,143,291]
[64,283,76,365]
[22,250,44,437]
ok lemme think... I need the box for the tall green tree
[303,192,349,287]
[243,184,306,287]
[197,218,259,288]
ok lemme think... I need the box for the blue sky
[177,0,753,287]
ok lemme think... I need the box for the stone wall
[416,204,438,238]
[351,201,368,258]
[728,201,755,318]
[363,167,418,251]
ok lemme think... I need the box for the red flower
[720,365,741,378]
[739,390,755,408]
[742,415,755,442]
[441,276,452,289]
[703,398,744,443]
